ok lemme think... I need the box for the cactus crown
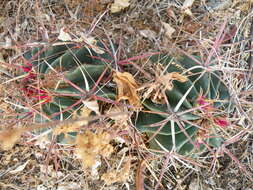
[22,41,116,142]
[135,54,232,155]
[22,43,232,154]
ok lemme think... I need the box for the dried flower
[75,130,113,168]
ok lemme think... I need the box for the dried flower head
[75,130,113,168]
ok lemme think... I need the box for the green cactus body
[135,54,232,155]
[22,41,116,143]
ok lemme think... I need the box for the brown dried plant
[113,71,141,108]
[101,158,131,185]
[107,105,129,127]
[75,130,114,168]
[139,63,188,104]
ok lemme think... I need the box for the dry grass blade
[136,160,146,190]
[222,147,253,181]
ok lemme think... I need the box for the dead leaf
[57,28,72,41]
[57,182,81,190]
[181,0,196,16]
[82,100,100,115]
[110,0,130,13]
[166,7,177,21]
[80,35,105,54]
[107,106,128,124]
[182,0,195,9]
[57,30,105,54]
[9,160,29,174]
[4,36,12,48]
[157,72,188,90]
[113,72,141,108]
[136,160,146,190]
[91,160,101,179]
[161,22,175,39]
[139,29,157,40]
[183,21,201,33]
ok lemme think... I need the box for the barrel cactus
[135,54,232,155]
[22,40,115,142]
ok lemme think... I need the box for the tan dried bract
[113,72,141,108]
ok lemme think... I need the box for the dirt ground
[0,0,253,189]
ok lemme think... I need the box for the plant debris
[139,64,188,104]
[113,71,141,108]
[75,130,114,168]
[110,0,130,13]
[101,158,131,185]
[0,0,253,189]
[0,128,24,150]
